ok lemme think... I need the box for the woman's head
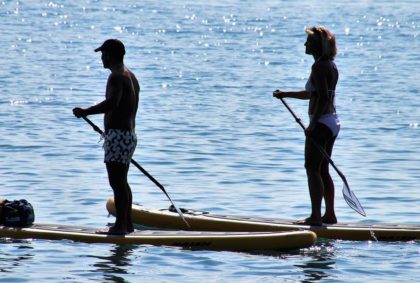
[305,26,337,59]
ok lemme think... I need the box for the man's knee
[108,174,127,188]
[109,179,124,190]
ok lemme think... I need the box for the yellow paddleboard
[0,223,316,251]
[106,198,420,241]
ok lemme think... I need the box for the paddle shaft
[279,98,345,177]
[279,97,365,216]
[81,116,191,228]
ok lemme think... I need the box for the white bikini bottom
[311,113,340,137]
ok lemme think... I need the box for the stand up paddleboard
[0,224,316,251]
[106,198,420,241]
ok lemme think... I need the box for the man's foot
[322,215,337,224]
[294,216,323,226]
[127,225,134,233]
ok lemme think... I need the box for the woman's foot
[294,216,323,226]
[127,224,134,233]
[322,214,337,224]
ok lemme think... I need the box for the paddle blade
[342,183,366,217]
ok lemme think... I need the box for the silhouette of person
[73,39,140,234]
[274,27,340,226]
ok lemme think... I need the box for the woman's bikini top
[306,59,338,114]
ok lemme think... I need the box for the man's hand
[72,107,87,118]
[273,89,284,99]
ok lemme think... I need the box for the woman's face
[304,34,321,56]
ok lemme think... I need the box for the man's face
[101,51,111,68]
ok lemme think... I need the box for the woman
[273,26,340,226]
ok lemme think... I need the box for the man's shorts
[103,129,137,165]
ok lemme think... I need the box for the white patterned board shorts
[103,129,137,164]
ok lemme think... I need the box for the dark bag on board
[0,199,35,227]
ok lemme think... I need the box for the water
[1,0,419,282]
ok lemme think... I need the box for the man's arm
[73,75,123,117]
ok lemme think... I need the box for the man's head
[95,39,125,68]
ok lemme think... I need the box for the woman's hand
[273,89,285,99]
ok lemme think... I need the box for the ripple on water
[0,0,419,282]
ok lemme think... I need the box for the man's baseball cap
[94,39,125,57]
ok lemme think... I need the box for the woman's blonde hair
[305,26,337,59]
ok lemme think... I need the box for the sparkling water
[1,1,419,282]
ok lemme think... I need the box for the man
[73,39,140,234]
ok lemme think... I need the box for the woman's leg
[321,135,337,224]
[303,135,324,226]
[302,123,334,226]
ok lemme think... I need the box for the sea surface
[0,0,419,282]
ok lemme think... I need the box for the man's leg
[106,161,131,234]
[126,176,134,233]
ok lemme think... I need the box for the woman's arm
[273,89,311,100]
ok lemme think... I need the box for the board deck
[0,223,316,251]
[106,198,420,241]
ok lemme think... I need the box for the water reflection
[0,239,34,273]
[293,240,337,282]
[89,244,136,283]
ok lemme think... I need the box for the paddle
[278,97,366,217]
[80,116,191,228]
